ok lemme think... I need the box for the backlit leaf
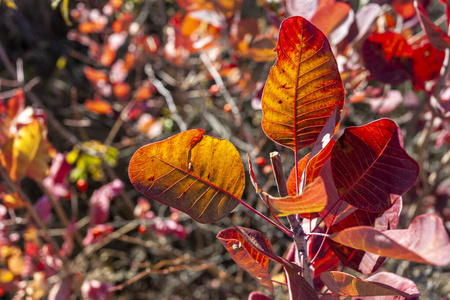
[129,129,244,223]
[217,227,274,293]
[261,16,344,152]
[287,105,340,194]
[331,118,419,212]
[321,271,420,297]
[329,214,450,266]
[267,176,327,217]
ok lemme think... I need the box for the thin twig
[199,51,242,127]
[0,76,41,98]
[145,64,187,131]
[269,151,313,287]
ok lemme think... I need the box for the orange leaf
[2,193,27,209]
[129,129,244,223]
[85,98,113,115]
[329,214,450,266]
[261,16,344,152]
[26,137,55,182]
[320,271,420,297]
[248,37,277,62]
[113,82,130,99]
[267,176,327,217]
[84,67,108,84]
[100,44,116,67]
[310,2,351,36]
[78,20,106,34]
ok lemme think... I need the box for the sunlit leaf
[129,129,244,223]
[329,214,450,266]
[321,271,420,297]
[331,118,419,212]
[268,177,327,217]
[287,105,340,195]
[261,16,344,152]
[217,227,274,293]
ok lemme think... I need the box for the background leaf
[261,16,344,152]
[362,31,413,85]
[129,129,244,223]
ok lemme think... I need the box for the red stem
[340,249,358,271]
[238,199,293,236]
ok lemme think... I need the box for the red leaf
[355,272,420,300]
[327,197,402,274]
[415,1,450,50]
[287,106,340,195]
[329,214,450,266]
[412,41,445,90]
[248,291,272,300]
[232,226,318,300]
[318,160,357,227]
[362,31,413,85]
[321,271,420,298]
[331,118,419,212]
[89,179,124,225]
[217,227,274,293]
[261,16,344,152]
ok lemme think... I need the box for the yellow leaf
[0,120,41,181]
[0,269,14,283]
